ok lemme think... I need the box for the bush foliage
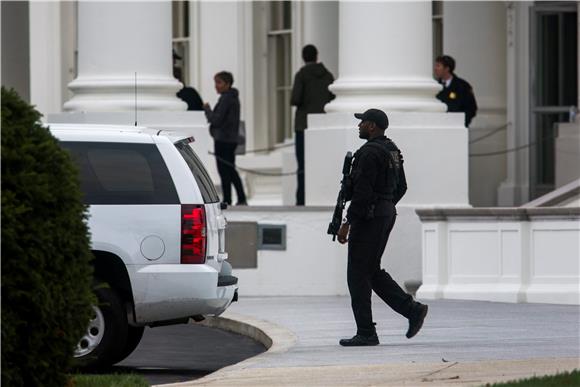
[1,87,94,387]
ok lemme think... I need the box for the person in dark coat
[204,71,247,206]
[336,109,428,347]
[291,44,335,205]
[434,55,478,127]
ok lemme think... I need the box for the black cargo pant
[295,130,305,206]
[347,202,414,336]
[214,140,246,205]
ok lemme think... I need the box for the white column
[498,2,532,206]
[443,1,508,206]
[304,2,467,290]
[325,1,445,113]
[444,2,507,121]
[29,1,62,119]
[295,1,339,77]
[64,1,185,112]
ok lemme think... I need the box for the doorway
[530,2,578,199]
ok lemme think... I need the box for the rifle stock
[327,151,353,241]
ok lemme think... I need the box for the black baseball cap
[354,109,389,130]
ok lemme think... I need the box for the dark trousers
[295,130,305,205]
[214,141,246,205]
[347,203,414,336]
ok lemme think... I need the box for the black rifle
[327,151,353,241]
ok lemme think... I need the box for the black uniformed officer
[434,55,478,127]
[337,109,428,346]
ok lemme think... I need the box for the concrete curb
[155,311,297,387]
[174,357,580,386]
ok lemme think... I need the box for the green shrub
[1,87,95,387]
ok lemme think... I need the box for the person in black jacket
[336,109,428,347]
[204,71,247,206]
[434,55,478,127]
[291,44,335,205]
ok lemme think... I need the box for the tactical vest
[362,140,403,201]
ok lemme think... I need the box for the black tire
[73,283,128,370]
[111,325,145,364]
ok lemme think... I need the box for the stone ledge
[416,207,580,221]
[225,205,334,212]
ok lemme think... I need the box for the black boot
[339,333,379,347]
[406,303,428,339]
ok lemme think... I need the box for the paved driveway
[226,296,579,367]
[174,296,579,386]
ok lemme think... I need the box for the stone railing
[415,207,580,304]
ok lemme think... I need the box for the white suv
[50,124,238,369]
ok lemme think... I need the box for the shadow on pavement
[79,323,266,386]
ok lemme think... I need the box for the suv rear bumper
[218,275,238,287]
[127,264,238,324]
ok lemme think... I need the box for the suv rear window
[175,142,220,203]
[62,142,179,205]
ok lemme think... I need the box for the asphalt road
[84,322,266,386]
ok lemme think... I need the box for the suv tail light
[181,205,206,264]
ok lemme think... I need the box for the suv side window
[62,142,179,205]
[175,142,220,203]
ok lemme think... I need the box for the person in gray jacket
[291,44,335,205]
[204,71,247,205]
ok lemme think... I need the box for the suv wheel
[74,283,128,369]
[112,325,145,364]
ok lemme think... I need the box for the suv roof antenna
[134,72,138,126]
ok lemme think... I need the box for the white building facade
[3,1,578,206]
[2,1,578,302]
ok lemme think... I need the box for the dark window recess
[262,228,282,245]
[61,142,179,205]
[175,142,220,203]
[258,224,286,251]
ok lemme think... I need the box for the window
[530,3,578,198]
[62,142,179,205]
[172,0,190,84]
[432,1,444,62]
[88,148,154,192]
[175,142,220,203]
[267,1,293,145]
